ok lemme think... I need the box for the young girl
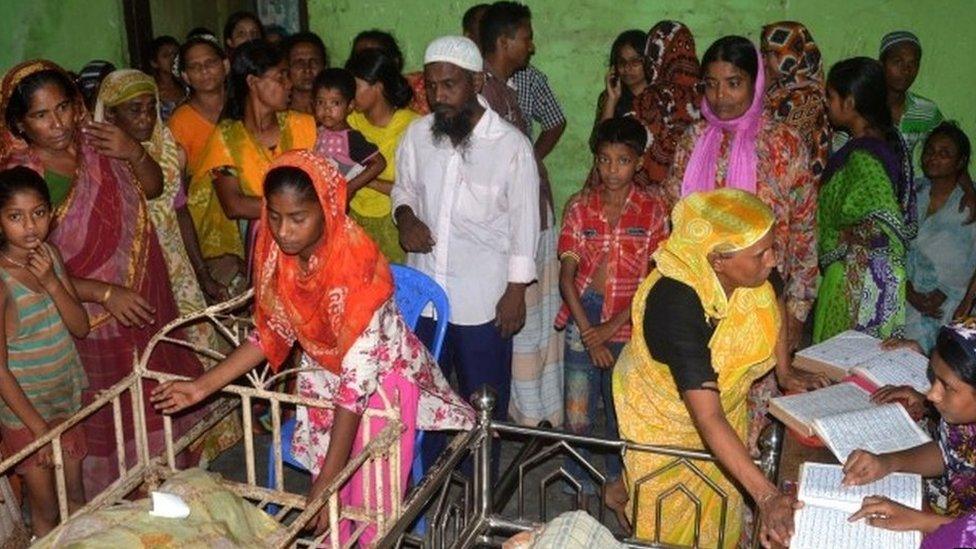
[814,56,913,343]
[151,150,473,541]
[311,68,387,196]
[843,318,976,539]
[344,49,417,263]
[0,167,89,537]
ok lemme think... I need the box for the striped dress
[0,249,87,429]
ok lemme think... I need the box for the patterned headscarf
[93,69,173,167]
[253,150,394,374]
[654,188,775,320]
[761,21,830,179]
[633,20,702,187]
[0,60,88,163]
[941,317,976,367]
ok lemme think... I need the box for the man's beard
[431,101,478,149]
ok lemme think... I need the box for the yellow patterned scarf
[613,188,780,547]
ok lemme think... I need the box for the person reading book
[841,318,976,536]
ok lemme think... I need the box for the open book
[791,462,922,549]
[769,383,931,462]
[794,330,930,393]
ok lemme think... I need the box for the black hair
[223,11,265,46]
[76,60,116,111]
[345,49,413,109]
[479,1,532,54]
[286,31,330,69]
[925,121,972,172]
[177,35,227,74]
[264,165,318,204]
[147,35,180,72]
[265,24,288,40]
[312,68,356,103]
[827,57,903,157]
[592,116,647,155]
[462,3,490,36]
[936,328,976,389]
[351,30,404,72]
[5,69,77,141]
[186,27,216,40]
[221,40,284,121]
[609,29,646,68]
[0,167,52,211]
[701,35,758,82]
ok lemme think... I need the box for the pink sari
[1,122,205,496]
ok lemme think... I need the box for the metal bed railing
[6,291,408,548]
[380,389,784,549]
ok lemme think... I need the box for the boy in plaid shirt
[555,117,668,516]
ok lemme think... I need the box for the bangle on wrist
[100,285,113,304]
[757,490,779,505]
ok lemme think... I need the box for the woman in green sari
[813,57,914,342]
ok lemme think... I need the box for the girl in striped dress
[0,167,90,537]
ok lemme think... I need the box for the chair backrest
[390,264,450,360]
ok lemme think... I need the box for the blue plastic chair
[266,264,450,518]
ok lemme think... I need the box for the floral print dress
[289,298,474,473]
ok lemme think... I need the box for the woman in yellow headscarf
[613,188,796,548]
[94,69,242,462]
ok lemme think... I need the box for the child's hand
[871,385,927,420]
[30,423,53,468]
[104,286,156,328]
[881,337,925,355]
[581,322,614,349]
[842,449,892,486]
[150,380,204,414]
[587,344,615,369]
[848,495,929,531]
[26,245,58,292]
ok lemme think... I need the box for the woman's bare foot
[604,478,632,536]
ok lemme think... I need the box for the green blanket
[37,468,284,548]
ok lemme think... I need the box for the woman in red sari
[0,60,204,496]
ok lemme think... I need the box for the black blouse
[643,272,784,393]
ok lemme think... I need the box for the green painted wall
[308,0,976,217]
[0,0,128,73]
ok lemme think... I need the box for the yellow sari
[191,110,316,260]
[613,189,780,548]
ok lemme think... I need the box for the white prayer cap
[424,36,483,72]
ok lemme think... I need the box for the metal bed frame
[2,290,408,548]
[379,391,784,549]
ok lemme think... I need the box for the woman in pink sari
[0,60,204,496]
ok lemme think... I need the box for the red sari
[0,60,205,496]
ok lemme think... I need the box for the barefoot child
[0,167,90,537]
[554,117,668,527]
[311,68,387,202]
[152,150,472,542]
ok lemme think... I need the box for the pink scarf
[681,44,765,196]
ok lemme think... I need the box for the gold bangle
[757,491,779,505]
[100,286,113,304]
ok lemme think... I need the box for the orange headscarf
[253,150,394,374]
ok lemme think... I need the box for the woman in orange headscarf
[152,150,473,541]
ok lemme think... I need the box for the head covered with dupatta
[654,187,775,320]
[0,59,88,165]
[253,150,394,374]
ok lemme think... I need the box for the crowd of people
[0,2,973,547]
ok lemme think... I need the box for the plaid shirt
[509,64,566,134]
[555,186,669,342]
